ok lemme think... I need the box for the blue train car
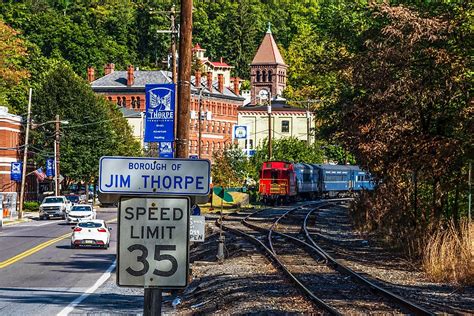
[294,163,319,199]
[352,166,375,191]
[313,164,375,197]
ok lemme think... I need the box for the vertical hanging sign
[10,162,22,182]
[159,142,174,158]
[144,84,175,142]
[46,158,55,177]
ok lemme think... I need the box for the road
[0,207,118,315]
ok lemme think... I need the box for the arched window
[206,141,210,154]
[256,70,261,82]
[268,70,272,82]
[262,70,266,82]
[117,97,122,107]
[122,96,126,107]
[108,96,112,101]
[137,96,141,109]
[131,96,136,109]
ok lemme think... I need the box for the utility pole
[469,161,472,223]
[54,115,60,196]
[156,5,178,84]
[267,93,272,160]
[18,88,32,219]
[144,1,192,314]
[175,0,193,158]
[306,106,311,146]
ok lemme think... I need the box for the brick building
[0,106,22,192]
[90,61,245,160]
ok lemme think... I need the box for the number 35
[126,244,178,277]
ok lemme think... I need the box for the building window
[262,70,266,82]
[131,96,136,109]
[122,96,126,107]
[137,96,141,109]
[268,70,272,82]
[117,97,122,107]
[108,96,112,101]
[281,120,290,133]
[256,71,261,82]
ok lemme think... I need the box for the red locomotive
[259,161,297,204]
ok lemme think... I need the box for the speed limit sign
[118,196,190,288]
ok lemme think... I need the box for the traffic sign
[118,196,190,288]
[144,84,175,142]
[99,156,211,195]
[213,186,234,203]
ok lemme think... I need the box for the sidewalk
[1,211,39,226]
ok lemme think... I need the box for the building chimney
[195,70,202,88]
[207,71,213,92]
[104,63,115,75]
[127,65,134,86]
[233,77,240,96]
[87,66,95,83]
[218,74,224,93]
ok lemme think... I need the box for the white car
[67,205,96,224]
[71,220,111,249]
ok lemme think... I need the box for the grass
[423,219,473,285]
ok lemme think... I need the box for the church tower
[250,24,287,104]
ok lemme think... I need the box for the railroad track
[218,200,434,315]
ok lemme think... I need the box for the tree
[31,62,141,187]
[0,20,29,108]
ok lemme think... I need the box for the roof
[209,61,232,68]
[91,70,244,101]
[192,43,204,51]
[238,99,306,113]
[251,31,286,66]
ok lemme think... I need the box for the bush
[423,220,473,285]
[23,201,40,212]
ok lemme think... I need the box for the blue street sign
[233,125,247,139]
[10,162,22,182]
[46,158,55,177]
[159,142,174,158]
[144,84,175,142]
[248,150,256,157]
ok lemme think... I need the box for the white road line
[57,260,116,316]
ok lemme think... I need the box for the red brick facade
[0,108,21,194]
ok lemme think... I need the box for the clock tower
[250,23,287,104]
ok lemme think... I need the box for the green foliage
[31,62,141,185]
[23,201,39,211]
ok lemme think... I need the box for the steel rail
[303,207,435,316]
[216,207,342,315]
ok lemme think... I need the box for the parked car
[71,220,111,249]
[66,205,96,224]
[39,196,72,220]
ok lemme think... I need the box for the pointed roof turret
[251,24,286,66]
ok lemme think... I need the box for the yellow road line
[0,232,72,269]
[0,217,117,269]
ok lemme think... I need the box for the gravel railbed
[309,203,474,315]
